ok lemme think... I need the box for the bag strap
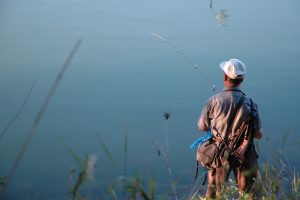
[248,98,256,140]
[194,160,208,185]
[216,93,245,140]
[228,94,245,136]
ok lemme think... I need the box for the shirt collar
[223,86,242,92]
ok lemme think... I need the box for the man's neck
[224,82,238,88]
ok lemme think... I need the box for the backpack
[196,95,256,170]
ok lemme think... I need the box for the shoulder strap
[248,98,256,139]
[225,94,245,139]
[215,94,245,140]
[249,98,255,116]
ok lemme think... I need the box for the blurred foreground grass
[64,129,300,200]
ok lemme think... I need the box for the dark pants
[206,149,258,199]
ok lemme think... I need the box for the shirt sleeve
[197,98,213,131]
[252,103,262,134]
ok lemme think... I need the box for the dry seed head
[164,112,170,120]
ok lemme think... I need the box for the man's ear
[224,73,228,81]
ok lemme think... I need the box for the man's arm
[253,102,263,140]
[197,99,213,132]
[254,128,263,139]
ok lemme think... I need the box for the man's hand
[255,128,263,139]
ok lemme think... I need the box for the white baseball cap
[219,58,246,79]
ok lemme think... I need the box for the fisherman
[197,58,263,198]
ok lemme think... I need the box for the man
[198,58,263,198]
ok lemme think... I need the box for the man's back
[198,86,261,140]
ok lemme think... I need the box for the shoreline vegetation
[1,112,299,199]
[64,124,299,200]
[1,107,299,200]
[62,115,300,200]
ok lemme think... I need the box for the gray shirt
[198,86,261,139]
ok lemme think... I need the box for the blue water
[0,0,300,198]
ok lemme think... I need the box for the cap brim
[219,61,227,71]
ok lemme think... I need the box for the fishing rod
[150,32,216,92]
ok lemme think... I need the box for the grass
[1,103,299,199]
[191,145,300,200]
[0,81,35,141]
[1,108,299,199]
[63,117,300,200]
[88,128,300,200]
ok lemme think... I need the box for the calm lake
[0,0,300,199]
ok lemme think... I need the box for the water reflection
[210,0,229,27]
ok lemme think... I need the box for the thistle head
[164,112,170,120]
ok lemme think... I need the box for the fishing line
[150,32,216,92]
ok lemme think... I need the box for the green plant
[291,170,300,199]
[126,175,156,200]
[66,147,97,200]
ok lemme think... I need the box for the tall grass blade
[95,133,116,166]
[149,178,156,200]
[122,119,128,199]
[187,173,205,200]
[71,171,86,200]
[108,187,118,200]
[152,140,178,200]
[0,39,82,197]
[163,112,170,154]
[163,114,178,200]
[66,146,85,169]
[281,127,291,152]
[0,81,35,141]
[140,188,150,200]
